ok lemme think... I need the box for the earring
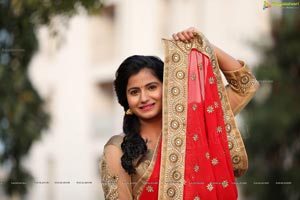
[125,108,133,115]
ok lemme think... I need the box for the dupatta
[139,33,247,200]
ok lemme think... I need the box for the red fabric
[139,140,161,199]
[140,49,237,199]
[183,49,237,199]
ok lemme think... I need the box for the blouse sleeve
[222,61,260,115]
[100,136,133,200]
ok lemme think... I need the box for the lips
[139,103,155,111]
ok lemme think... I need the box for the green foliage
[241,11,300,200]
[0,0,103,197]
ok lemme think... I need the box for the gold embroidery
[207,183,214,191]
[171,87,180,96]
[175,104,184,113]
[232,155,241,164]
[211,158,219,166]
[241,75,249,84]
[216,126,222,133]
[171,120,180,129]
[193,134,199,141]
[209,77,214,84]
[174,137,183,147]
[101,161,119,200]
[172,53,180,63]
[205,152,210,159]
[223,63,258,96]
[225,123,231,132]
[214,101,219,108]
[169,153,178,162]
[228,141,233,150]
[194,165,200,172]
[194,196,201,200]
[192,104,197,111]
[172,170,182,181]
[146,186,154,192]
[185,43,192,50]
[176,70,185,80]
[222,180,229,188]
[207,105,214,113]
[167,187,176,197]
[191,73,196,80]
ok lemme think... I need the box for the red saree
[139,33,249,200]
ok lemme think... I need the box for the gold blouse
[100,63,259,200]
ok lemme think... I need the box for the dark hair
[114,55,164,174]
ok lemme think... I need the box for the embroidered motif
[172,171,182,180]
[216,126,222,133]
[185,43,192,50]
[167,187,176,197]
[205,152,210,159]
[222,180,229,188]
[101,161,119,200]
[191,73,196,80]
[192,104,197,111]
[225,123,231,132]
[146,185,154,192]
[175,104,184,113]
[232,155,241,164]
[228,141,233,150]
[230,79,238,87]
[172,53,180,63]
[176,70,185,80]
[241,75,249,84]
[207,183,214,191]
[194,165,200,172]
[194,196,201,200]
[207,106,214,113]
[174,137,183,147]
[171,87,180,96]
[171,120,179,129]
[169,153,178,162]
[214,101,219,108]
[211,158,219,166]
[193,134,199,141]
[209,77,214,84]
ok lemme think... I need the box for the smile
[139,103,155,111]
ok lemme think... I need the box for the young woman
[100,27,259,200]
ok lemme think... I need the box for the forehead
[127,68,160,88]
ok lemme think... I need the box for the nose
[140,90,149,103]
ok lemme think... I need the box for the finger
[172,33,179,40]
[177,32,187,42]
[182,31,192,42]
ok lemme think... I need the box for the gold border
[133,135,161,199]
[158,33,248,199]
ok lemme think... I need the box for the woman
[100,27,259,200]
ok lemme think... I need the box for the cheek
[155,89,163,101]
[126,95,138,107]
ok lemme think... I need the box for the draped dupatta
[139,33,248,200]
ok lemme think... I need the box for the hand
[172,27,199,42]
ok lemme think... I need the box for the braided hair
[114,55,164,174]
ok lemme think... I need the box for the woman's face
[126,68,162,122]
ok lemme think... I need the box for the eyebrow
[127,81,160,92]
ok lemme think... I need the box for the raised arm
[100,137,132,200]
[172,27,259,114]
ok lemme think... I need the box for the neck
[139,116,162,143]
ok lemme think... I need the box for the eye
[129,89,139,96]
[148,85,157,91]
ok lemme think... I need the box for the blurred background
[0,0,299,199]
